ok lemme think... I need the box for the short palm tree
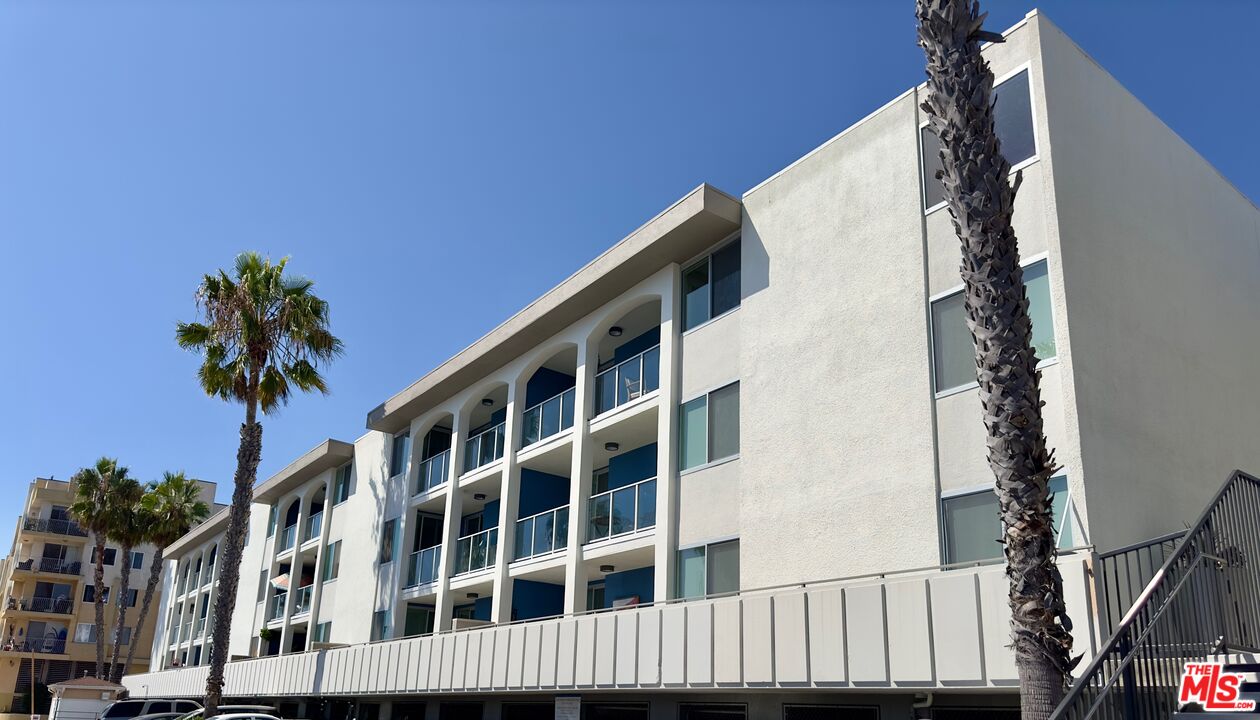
[69,457,132,680]
[915,1,1075,717]
[105,477,144,683]
[176,252,341,715]
[124,472,210,676]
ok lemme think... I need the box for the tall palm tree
[69,457,132,680]
[124,472,210,675]
[915,2,1075,718]
[176,252,341,715]
[105,476,145,683]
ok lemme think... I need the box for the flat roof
[366,183,742,434]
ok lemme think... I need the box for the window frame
[323,540,341,582]
[681,234,742,334]
[131,551,144,570]
[333,463,353,505]
[679,380,741,473]
[390,430,411,479]
[928,254,1058,398]
[940,473,1079,565]
[83,584,111,603]
[920,63,1041,215]
[380,518,398,565]
[676,537,740,600]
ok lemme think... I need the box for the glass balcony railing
[180,621,192,642]
[269,593,287,621]
[194,616,206,638]
[586,477,657,543]
[291,586,313,617]
[463,422,506,473]
[406,545,441,587]
[187,572,200,591]
[304,512,323,543]
[13,557,82,576]
[594,345,660,416]
[21,516,88,538]
[521,388,576,448]
[415,450,450,495]
[278,525,297,553]
[452,527,498,576]
[514,505,569,561]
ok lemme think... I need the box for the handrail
[277,525,297,552]
[304,512,323,542]
[1050,470,1260,720]
[291,585,314,616]
[406,545,442,587]
[513,505,569,561]
[414,450,450,495]
[21,516,88,537]
[463,421,506,473]
[521,387,576,448]
[593,344,660,416]
[586,477,656,543]
[452,527,498,576]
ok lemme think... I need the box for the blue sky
[2,0,1257,506]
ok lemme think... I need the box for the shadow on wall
[742,217,770,301]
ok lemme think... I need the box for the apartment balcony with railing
[20,515,88,538]
[1,637,67,655]
[513,505,569,561]
[593,345,659,417]
[463,422,506,474]
[194,616,206,639]
[452,527,498,576]
[586,477,656,543]
[180,620,193,642]
[8,595,74,615]
[278,524,297,554]
[303,511,322,544]
[406,545,442,588]
[269,592,288,622]
[414,449,450,496]
[11,556,82,576]
[290,585,313,617]
[521,388,575,448]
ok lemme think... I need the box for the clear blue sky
[2,1,1257,505]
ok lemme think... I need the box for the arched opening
[520,346,578,449]
[279,498,301,551]
[304,487,326,544]
[593,299,661,416]
[414,413,454,495]
[463,383,508,474]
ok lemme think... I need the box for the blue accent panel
[482,500,500,526]
[525,368,575,408]
[608,443,657,489]
[454,598,494,622]
[600,566,654,608]
[518,469,570,517]
[511,579,565,621]
[468,407,508,436]
[613,327,660,364]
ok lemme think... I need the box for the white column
[307,476,334,649]
[563,340,595,613]
[434,409,467,631]
[490,381,522,624]
[277,494,306,654]
[654,272,682,603]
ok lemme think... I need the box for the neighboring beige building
[0,477,216,712]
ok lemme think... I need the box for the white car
[174,705,279,720]
[100,700,202,720]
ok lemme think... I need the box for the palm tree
[123,472,210,676]
[105,476,144,683]
[176,252,341,715]
[69,457,132,680]
[915,2,1075,718]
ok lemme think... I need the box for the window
[333,463,353,504]
[586,582,606,611]
[313,622,332,643]
[91,547,118,566]
[83,585,110,603]
[380,519,398,564]
[371,610,391,641]
[677,540,740,599]
[267,506,277,537]
[921,69,1037,210]
[74,623,96,643]
[390,431,411,478]
[942,476,1076,564]
[679,382,740,471]
[257,570,269,603]
[452,605,476,621]
[130,551,143,570]
[323,541,341,581]
[126,589,138,607]
[683,239,741,331]
[783,707,878,720]
[930,259,1055,394]
[147,703,173,715]
[679,705,746,720]
[118,626,132,645]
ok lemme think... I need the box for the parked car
[99,699,202,720]
[132,712,188,720]
[174,705,278,720]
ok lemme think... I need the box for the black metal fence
[21,515,88,537]
[1051,470,1260,720]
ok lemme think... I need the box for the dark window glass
[682,260,710,331]
[711,240,741,317]
[131,552,143,570]
[583,704,649,720]
[148,702,172,714]
[783,707,878,720]
[438,703,483,720]
[380,519,397,564]
[390,432,411,478]
[679,705,747,720]
[708,382,740,461]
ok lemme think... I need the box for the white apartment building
[126,11,1260,720]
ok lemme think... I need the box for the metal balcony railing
[406,546,441,587]
[14,596,74,615]
[304,512,323,543]
[594,345,660,416]
[1,638,67,654]
[278,525,297,553]
[291,586,313,617]
[521,388,576,448]
[514,506,569,561]
[415,450,450,495]
[463,422,506,473]
[586,477,656,543]
[21,516,88,537]
[452,527,498,576]
[13,557,82,576]
[1051,470,1260,720]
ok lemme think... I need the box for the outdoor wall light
[604,442,619,452]
[599,565,614,574]
[466,593,479,600]
[473,493,487,501]
[608,326,623,337]
[481,398,494,407]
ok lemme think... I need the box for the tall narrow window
[333,463,353,504]
[313,622,332,644]
[380,519,398,564]
[682,239,741,331]
[679,382,740,471]
[931,259,1055,394]
[323,541,341,581]
[267,506,277,537]
[257,570,268,603]
[131,552,144,570]
[390,431,411,478]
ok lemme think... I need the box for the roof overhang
[366,183,742,434]
[165,506,230,557]
[252,438,355,504]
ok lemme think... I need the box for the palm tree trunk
[915,2,1075,718]
[92,536,107,679]
[203,410,262,717]
[108,541,134,683]
[123,546,164,675]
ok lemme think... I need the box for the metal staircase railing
[1051,470,1260,720]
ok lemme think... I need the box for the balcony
[278,525,297,553]
[303,512,322,544]
[194,616,206,639]
[21,516,88,538]
[594,345,659,416]
[185,572,200,592]
[406,546,441,588]
[463,422,505,474]
[452,527,498,576]
[8,596,74,615]
[180,621,192,642]
[12,556,82,576]
[1,638,67,655]
[587,478,656,543]
[514,506,569,561]
[291,586,313,617]
[414,450,450,496]
[269,593,287,621]
[521,388,575,448]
